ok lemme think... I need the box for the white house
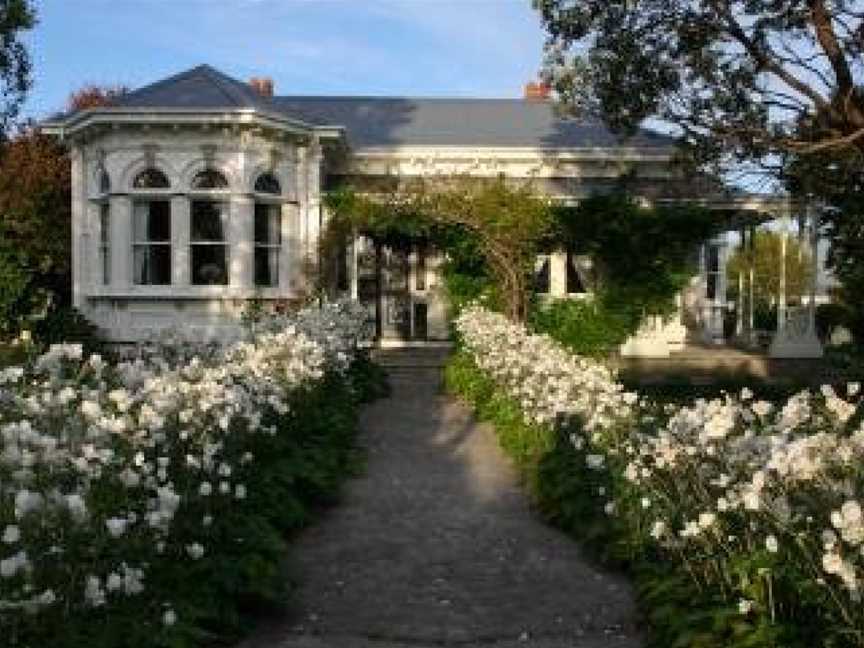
[43,64,790,349]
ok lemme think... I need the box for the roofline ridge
[196,64,251,108]
[115,64,211,106]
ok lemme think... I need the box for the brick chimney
[524,81,551,101]
[249,77,274,98]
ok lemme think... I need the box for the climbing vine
[323,178,552,322]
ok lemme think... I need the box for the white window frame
[99,201,110,285]
[132,198,173,286]
[253,199,282,288]
[189,198,231,286]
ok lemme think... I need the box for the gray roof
[114,64,277,111]
[273,96,675,149]
[52,65,678,150]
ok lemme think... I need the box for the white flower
[2,525,21,545]
[0,550,28,579]
[162,609,177,626]
[198,481,213,497]
[186,543,205,560]
[80,400,102,420]
[14,489,43,519]
[698,512,716,529]
[738,599,754,614]
[650,521,666,539]
[105,517,128,539]
[235,484,247,500]
[106,572,123,592]
[586,454,605,469]
[765,535,779,553]
[84,575,105,607]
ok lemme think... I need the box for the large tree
[0,0,35,136]
[534,0,864,173]
[0,86,123,337]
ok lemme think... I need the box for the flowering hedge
[449,305,864,647]
[1,300,375,647]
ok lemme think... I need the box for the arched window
[131,167,172,285]
[190,168,229,190]
[254,173,281,195]
[132,168,170,189]
[188,168,230,285]
[252,172,283,287]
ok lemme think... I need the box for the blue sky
[21,0,547,120]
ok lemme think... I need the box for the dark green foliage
[15,358,382,648]
[534,0,864,171]
[552,195,717,316]
[816,303,854,343]
[529,196,718,356]
[0,237,41,336]
[529,297,631,357]
[0,0,35,135]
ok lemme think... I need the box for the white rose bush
[0,300,378,647]
[447,305,864,647]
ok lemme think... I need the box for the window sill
[86,286,299,300]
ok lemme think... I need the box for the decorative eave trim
[347,144,676,163]
[41,107,345,141]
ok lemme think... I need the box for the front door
[353,237,437,342]
[380,245,411,340]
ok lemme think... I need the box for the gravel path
[237,364,643,648]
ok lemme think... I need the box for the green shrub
[0,240,46,338]
[529,296,633,357]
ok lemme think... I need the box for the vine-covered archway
[323,178,551,322]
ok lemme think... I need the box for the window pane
[254,173,281,195]
[134,201,171,242]
[254,247,279,287]
[254,204,281,244]
[191,202,226,242]
[101,248,110,285]
[707,273,717,300]
[133,168,170,189]
[134,245,171,285]
[191,169,229,190]
[566,251,586,294]
[708,245,720,273]
[100,204,110,245]
[192,245,228,285]
[534,256,550,293]
[415,244,426,291]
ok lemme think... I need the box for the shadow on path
[237,368,642,648]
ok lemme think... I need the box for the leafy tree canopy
[535,0,864,173]
[0,0,35,136]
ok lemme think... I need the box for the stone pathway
[237,361,642,648]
